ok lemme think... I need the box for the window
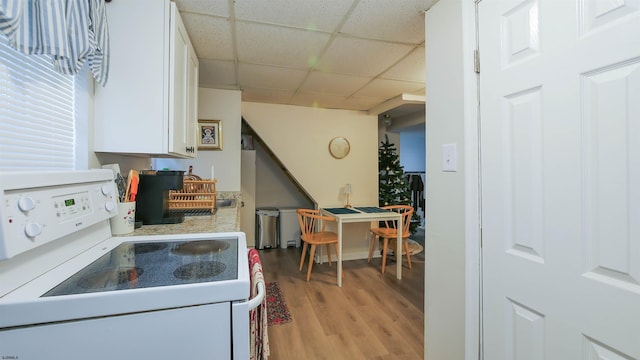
[0,36,79,171]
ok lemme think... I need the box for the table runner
[323,207,358,214]
[354,207,392,213]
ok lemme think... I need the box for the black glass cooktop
[43,238,238,297]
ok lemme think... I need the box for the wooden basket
[169,179,217,214]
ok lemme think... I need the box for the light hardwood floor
[259,247,425,360]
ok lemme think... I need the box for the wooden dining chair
[367,205,414,274]
[297,209,339,282]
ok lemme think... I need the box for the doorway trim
[463,1,482,359]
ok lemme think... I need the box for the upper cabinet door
[169,2,191,157]
[94,0,197,159]
[187,35,199,158]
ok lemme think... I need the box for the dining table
[321,206,403,287]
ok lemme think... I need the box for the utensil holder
[110,201,136,235]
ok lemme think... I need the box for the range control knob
[17,197,36,212]
[101,184,113,196]
[105,201,116,212]
[24,222,43,238]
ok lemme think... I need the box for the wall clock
[329,136,350,159]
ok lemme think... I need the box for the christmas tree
[378,135,419,233]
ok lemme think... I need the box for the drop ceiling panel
[317,36,414,76]
[299,72,370,96]
[290,92,349,109]
[233,0,353,31]
[341,96,386,111]
[199,59,236,88]
[242,88,294,105]
[175,2,426,114]
[239,64,308,91]
[382,47,425,82]
[341,0,427,44]
[354,78,424,98]
[174,0,230,17]
[181,13,233,59]
[236,22,331,68]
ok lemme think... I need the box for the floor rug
[266,282,292,326]
[387,239,424,256]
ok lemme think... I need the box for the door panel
[479,0,640,358]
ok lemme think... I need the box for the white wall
[153,88,242,192]
[243,102,378,208]
[425,0,478,359]
[253,140,313,209]
[242,101,379,259]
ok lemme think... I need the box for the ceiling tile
[199,59,237,88]
[299,72,370,96]
[290,92,349,109]
[181,13,234,60]
[381,47,425,82]
[341,96,387,111]
[239,64,308,91]
[236,22,331,68]
[242,88,295,105]
[317,36,413,76]
[175,0,230,17]
[234,0,353,32]
[353,78,424,99]
[176,0,428,113]
[340,0,426,44]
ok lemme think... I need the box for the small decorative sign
[198,119,222,150]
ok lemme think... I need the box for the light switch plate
[442,143,457,172]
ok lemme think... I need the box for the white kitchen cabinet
[94,0,198,158]
[186,28,199,156]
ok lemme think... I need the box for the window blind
[0,36,76,171]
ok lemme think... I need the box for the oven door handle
[247,280,265,311]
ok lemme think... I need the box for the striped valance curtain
[0,0,110,85]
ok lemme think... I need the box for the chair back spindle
[368,205,414,274]
[296,209,339,282]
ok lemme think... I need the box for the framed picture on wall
[198,119,222,150]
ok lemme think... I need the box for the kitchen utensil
[185,165,201,180]
[184,165,202,192]
[115,173,126,202]
[124,170,133,202]
[128,170,139,202]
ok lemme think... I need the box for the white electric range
[0,170,259,359]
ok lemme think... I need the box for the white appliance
[279,208,300,248]
[0,170,262,359]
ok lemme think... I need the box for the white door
[479,0,640,358]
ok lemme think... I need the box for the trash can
[256,209,279,249]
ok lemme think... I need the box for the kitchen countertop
[129,192,241,236]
